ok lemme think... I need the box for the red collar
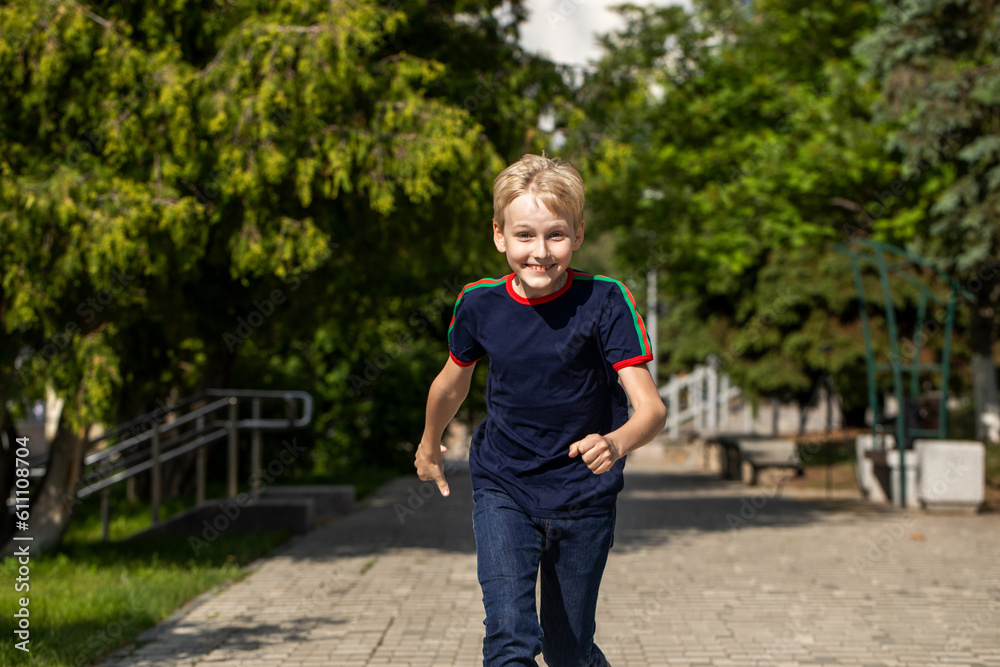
[505,269,575,305]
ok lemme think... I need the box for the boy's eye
[516,233,531,240]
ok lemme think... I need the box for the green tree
[854,0,1000,443]
[0,0,558,553]
[566,0,892,418]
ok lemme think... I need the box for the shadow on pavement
[609,469,887,553]
[277,461,897,561]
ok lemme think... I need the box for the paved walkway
[103,450,1000,667]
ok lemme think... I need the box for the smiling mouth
[525,264,554,273]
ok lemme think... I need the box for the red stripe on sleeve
[612,354,654,372]
[449,351,479,367]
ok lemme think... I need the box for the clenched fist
[568,434,621,475]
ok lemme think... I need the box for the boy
[415,154,666,667]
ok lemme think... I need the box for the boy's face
[493,194,584,299]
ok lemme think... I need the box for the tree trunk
[1,414,87,557]
[0,402,17,546]
[158,385,195,500]
[969,295,999,444]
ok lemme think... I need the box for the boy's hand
[568,434,621,474]
[415,443,450,497]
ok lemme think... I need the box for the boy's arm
[569,364,667,474]
[415,357,477,496]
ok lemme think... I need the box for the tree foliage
[0,0,561,552]
[854,0,1000,441]
[564,0,997,435]
[566,0,894,413]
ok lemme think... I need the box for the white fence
[659,361,742,438]
[659,360,843,438]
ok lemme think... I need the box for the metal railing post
[228,398,238,498]
[196,415,206,504]
[693,369,702,432]
[707,361,719,434]
[151,427,161,524]
[251,398,262,498]
[101,488,110,542]
[59,390,313,525]
[720,375,731,431]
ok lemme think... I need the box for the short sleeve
[599,281,653,372]
[447,289,485,367]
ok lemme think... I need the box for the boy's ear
[573,219,585,251]
[493,220,506,253]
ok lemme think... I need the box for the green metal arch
[834,239,972,507]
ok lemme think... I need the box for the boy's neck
[512,270,569,299]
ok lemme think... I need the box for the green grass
[61,464,399,543]
[0,463,401,666]
[1,531,288,666]
[62,493,194,544]
[797,440,855,467]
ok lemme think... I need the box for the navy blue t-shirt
[448,268,653,518]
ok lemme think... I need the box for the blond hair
[492,154,585,232]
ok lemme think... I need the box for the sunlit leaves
[570,0,887,406]
[1,0,553,472]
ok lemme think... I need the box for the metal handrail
[84,397,233,465]
[78,427,231,498]
[61,389,314,540]
[86,389,312,449]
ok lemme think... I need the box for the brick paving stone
[101,451,1000,666]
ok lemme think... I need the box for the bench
[706,433,803,484]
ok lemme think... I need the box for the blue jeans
[472,486,615,667]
